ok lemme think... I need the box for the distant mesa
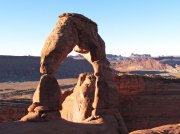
[68,54,84,60]
[112,57,173,71]
[0,13,180,134]
[130,53,151,58]
[0,54,180,82]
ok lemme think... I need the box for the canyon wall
[61,74,180,131]
[1,74,180,132]
[115,75,180,131]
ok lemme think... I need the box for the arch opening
[21,13,119,122]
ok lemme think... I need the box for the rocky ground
[0,121,179,134]
[0,115,125,134]
[0,74,180,133]
[0,78,77,122]
[1,11,180,134]
[130,124,180,134]
[0,78,77,109]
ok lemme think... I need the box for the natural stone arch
[21,13,120,122]
[40,13,119,114]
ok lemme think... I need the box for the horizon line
[0,54,180,58]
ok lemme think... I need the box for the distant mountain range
[0,54,180,82]
[112,58,172,72]
[70,53,180,66]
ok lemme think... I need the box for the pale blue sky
[0,0,180,57]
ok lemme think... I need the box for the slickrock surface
[130,124,180,134]
[0,115,125,134]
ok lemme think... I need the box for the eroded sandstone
[20,13,127,133]
[61,73,180,132]
[20,74,61,121]
[1,73,180,133]
[39,13,119,115]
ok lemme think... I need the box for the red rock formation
[175,64,180,70]
[60,73,128,133]
[39,13,119,115]
[61,73,180,132]
[1,73,180,133]
[0,117,128,134]
[20,13,127,133]
[115,74,180,131]
[0,107,27,122]
[18,13,180,133]
[21,74,61,121]
[129,123,180,134]
[112,58,172,71]
[61,73,95,122]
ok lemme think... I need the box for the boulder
[20,74,61,121]
[61,73,95,122]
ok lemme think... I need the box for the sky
[0,0,180,57]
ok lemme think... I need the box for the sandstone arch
[21,13,119,121]
[40,13,119,114]
[20,13,128,133]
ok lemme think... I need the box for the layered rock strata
[1,73,180,133]
[115,75,180,131]
[61,73,180,132]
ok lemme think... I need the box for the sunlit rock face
[20,74,61,122]
[1,73,180,133]
[20,13,127,133]
[115,74,180,131]
[39,13,119,115]
[61,73,180,131]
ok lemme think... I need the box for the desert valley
[0,53,180,133]
[0,3,180,133]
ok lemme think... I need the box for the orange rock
[20,13,127,133]
[61,73,95,122]
[40,13,119,115]
[112,58,172,71]
[20,74,61,121]
[60,73,128,133]
[130,124,180,134]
